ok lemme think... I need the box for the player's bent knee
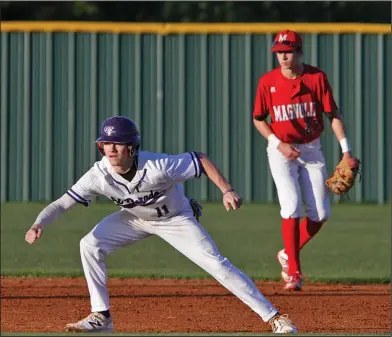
[80,234,102,252]
[278,196,302,219]
[308,209,330,222]
[280,206,302,219]
[309,215,328,222]
[79,235,108,262]
[80,234,95,248]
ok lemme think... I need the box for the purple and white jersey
[66,151,203,220]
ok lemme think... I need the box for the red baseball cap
[271,30,302,53]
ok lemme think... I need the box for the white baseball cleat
[283,272,304,291]
[65,312,114,332]
[269,314,298,334]
[276,249,290,282]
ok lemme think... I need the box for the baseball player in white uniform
[25,116,297,334]
[253,30,356,291]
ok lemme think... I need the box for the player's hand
[25,224,43,244]
[278,142,301,160]
[223,190,242,211]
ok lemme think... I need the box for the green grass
[1,202,390,282]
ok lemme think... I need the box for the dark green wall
[1,26,390,203]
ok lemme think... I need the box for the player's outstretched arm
[196,152,242,211]
[24,193,79,244]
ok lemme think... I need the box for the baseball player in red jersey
[253,30,355,291]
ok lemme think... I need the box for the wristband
[339,138,351,153]
[223,188,234,195]
[268,134,281,149]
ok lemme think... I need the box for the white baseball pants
[79,209,278,322]
[267,138,331,221]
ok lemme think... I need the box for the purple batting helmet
[96,116,141,156]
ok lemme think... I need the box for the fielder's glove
[188,198,203,221]
[325,156,361,195]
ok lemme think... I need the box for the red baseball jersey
[253,64,338,144]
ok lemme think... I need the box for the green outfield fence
[1,22,391,204]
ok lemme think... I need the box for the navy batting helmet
[96,116,141,156]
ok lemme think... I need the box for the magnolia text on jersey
[273,102,316,122]
[110,190,164,208]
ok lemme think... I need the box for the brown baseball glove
[325,157,361,195]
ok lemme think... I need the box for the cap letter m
[278,34,288,42]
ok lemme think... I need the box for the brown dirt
[1,277,390,334]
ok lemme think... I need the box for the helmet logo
[104,126,116,136]
[278,34,287,42]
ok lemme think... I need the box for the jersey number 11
[155,205,169,217]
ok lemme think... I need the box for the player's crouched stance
[25,116,297,334]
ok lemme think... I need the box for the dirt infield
[1,277,390,334]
